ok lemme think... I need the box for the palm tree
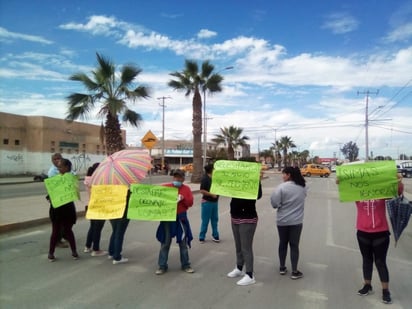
[299,149,310,166]
[278,136,296,167]
[66,53,150,154]
[271,140,283,170]
[260,149,274,165]
[212,126,249,160]
[168,60,224,183]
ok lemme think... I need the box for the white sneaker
[236,274,256,286]
[91,250,108,257]
[112,257,128,265]
[227,268,243,278]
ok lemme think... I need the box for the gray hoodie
[270,181,307,226]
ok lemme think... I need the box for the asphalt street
[0,174,411,309]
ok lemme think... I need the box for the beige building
[1,111,252,176]
[0,112,120,175]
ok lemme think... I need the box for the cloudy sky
[1,0,411,159]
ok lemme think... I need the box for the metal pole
[365,95,369,162]
[203,89,207,168]
[358,90,378,161]
[157,96,171,171]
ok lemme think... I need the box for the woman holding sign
[270,166,307,280]
[226,175,263,286]
[336,173,404,304]
[47,159,79,262]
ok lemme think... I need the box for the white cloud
[0,27,53,44]
[384,22,412,43]
[197,29,217,39]
[322,13,359,34]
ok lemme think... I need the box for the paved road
[0,174,411,308]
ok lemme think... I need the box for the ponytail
[282,166,306,187]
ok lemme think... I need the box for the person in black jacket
[47,159,78,262]
[226,173,263,286]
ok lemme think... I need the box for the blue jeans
[108,218,130,261]
[158,222,190,270]
[199,201,219,240]
[85,220,105,251]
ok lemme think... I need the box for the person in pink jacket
[339,174,404,305]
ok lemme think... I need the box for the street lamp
[203,66,233,168]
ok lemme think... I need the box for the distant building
[1,111,252,176]
[0,112,117,175]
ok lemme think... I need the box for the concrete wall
[0,149,105,176]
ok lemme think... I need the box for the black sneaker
[290,271,303,280]
[279,267,287,275]
[382,289,392,304]
[357,284,373,296]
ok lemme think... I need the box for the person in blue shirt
[199,164,220,243]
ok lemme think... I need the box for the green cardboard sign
[127,184,178,221]
[336,161,398,202]
[210,160,261,199]
[44,173,80,208]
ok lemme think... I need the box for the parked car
[398,162,412,178]
[330,165,336,173]
[300,164,331,177]
[33,173,48,182]
[180,163,193,173]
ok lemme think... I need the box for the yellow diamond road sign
[141,130,158,150]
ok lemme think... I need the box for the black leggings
[356,230,390,282]
[277,224,303,271]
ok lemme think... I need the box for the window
[3,138,9,145]
[51,148,55,153]
[14,139,20,146]
[51,141,55,146]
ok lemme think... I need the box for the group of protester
[45,153,403,305]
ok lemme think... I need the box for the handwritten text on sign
[44,173,80,208]
[210,160,261,199]
[128,184,178,221]
[336,161,397,202]
[86,185,128,219]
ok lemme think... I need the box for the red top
[163,183,194,214]
[356,199,389,232]
[355,182,404,233]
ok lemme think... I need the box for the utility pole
[357,90,379,161]
[157,96,171,171]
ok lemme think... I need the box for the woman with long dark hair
[270,166,307,279]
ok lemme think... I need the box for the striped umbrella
[90,149,152,185]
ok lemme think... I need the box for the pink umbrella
[90,150,152,185]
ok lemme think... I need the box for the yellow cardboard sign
[86,185,128,219]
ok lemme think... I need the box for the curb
[0,211,86,234]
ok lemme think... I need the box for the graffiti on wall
[6,153,24,163]
[70,153,91,173]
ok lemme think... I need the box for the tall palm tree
[168,59,224,183]
[272,140,283,170]
[212,126,249,160]
[278,136,296,167]
[66,53,150,154]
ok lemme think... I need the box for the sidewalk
[0,177,201,234]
